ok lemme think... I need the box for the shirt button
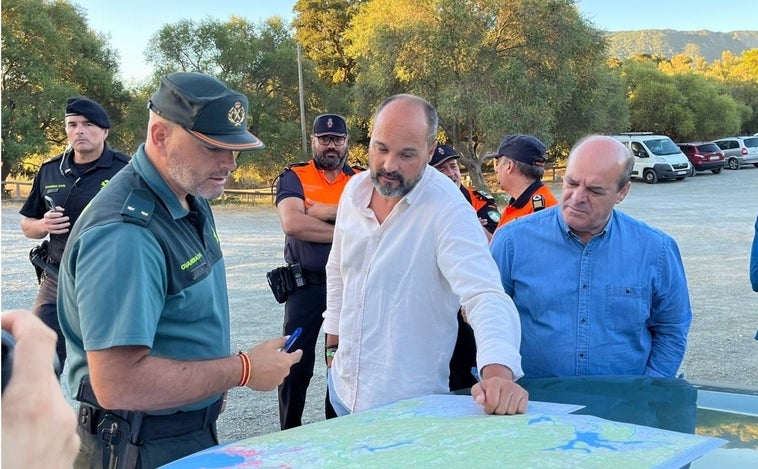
[579,353,585,358]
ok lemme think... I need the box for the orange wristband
[237,351,251,387]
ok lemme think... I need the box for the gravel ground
[1,166,757,444]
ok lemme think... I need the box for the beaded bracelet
[237,351,252,387]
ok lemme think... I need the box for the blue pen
[283,327,302,352]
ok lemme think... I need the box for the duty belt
[78,398,223,441]
[301,268,327,285]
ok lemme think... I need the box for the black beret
[65,97,110,129]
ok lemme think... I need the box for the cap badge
[326,118,334,129]
[227,102,246,127]
[437,147,445,154]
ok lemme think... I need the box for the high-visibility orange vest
[288,160,361,206]
[497,183,558,228]
[462,186,500,233]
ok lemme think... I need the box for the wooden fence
[1,181,32,200]
[1,181,276,203]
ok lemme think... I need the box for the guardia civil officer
[485,134,558,228]
[429,143,500,391]
[274,114,361,429]
[19,97,130,372]
[58,72,302,468]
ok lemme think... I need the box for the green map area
[162,395,724,468]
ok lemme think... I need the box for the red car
[677,142,725,175]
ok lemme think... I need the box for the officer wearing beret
[485,134,558,228]
[58,72,302,468]
[19,97,130,371]
[274,113,361,429]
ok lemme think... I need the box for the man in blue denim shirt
[490,135,692,379]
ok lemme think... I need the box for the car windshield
[696,143,721,153]
[644,138,681,156]
[743,137,758,148]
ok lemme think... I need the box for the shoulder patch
[120,189,154,226]
[531,195,546,211]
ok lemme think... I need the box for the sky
[71,0,758,84]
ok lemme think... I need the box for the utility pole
[297,43,308,159]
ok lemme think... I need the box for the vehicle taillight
[742,147,748,155]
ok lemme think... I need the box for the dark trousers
[33,271,66,374]
[74,420,218,469]
[278,282,337,429]
[449,309,478,391]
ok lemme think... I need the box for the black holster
[29,240,58,283]
[266,263,305,303]
[77,376,143,469]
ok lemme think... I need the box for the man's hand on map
[472,364,529,415]
[245,337,303,391]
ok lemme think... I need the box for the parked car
[677,142,724,175]
[610,133,690,183]
[712,136,758,170]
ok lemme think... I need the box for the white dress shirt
[323,166,523,413]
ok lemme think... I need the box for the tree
[621,57,745,141]
[621,60,693,139]
[292,0,365,85]
[1,0,129,181]
[706,49,758,134]
[342,0,627,189]
[146,16,325,186]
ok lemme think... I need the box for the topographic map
[161,394,724,468]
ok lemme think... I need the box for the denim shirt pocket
[604,284,650,333]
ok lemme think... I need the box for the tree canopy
[3,0,757,192]
[1,0,129,180]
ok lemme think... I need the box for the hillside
[605,30,758,62]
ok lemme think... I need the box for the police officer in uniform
[486,134,558,228]
[19,97,129,371]
[58,72,302,468]
[430,143,500,391]
[275,114,361,429]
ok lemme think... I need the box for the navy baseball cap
[65,97,110,129]
[313,114,347,136]
[430,144,460,167]
[485,135,547,166]
[147,72,264,151]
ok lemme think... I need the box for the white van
[610,133,691,183]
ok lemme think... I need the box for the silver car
[713,136,758,170]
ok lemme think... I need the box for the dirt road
[2,166,756,443]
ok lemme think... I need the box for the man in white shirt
[322,94,527,415]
